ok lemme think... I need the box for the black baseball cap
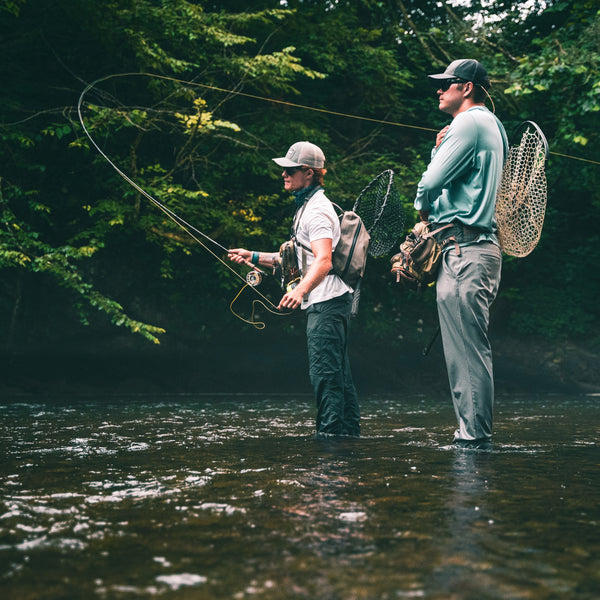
[428,59,491,89]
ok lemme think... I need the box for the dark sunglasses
[438,78,467,92]
[283,166,308,176]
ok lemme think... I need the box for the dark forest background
[1,0,599,395]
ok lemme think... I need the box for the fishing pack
[330,203,370,287]
[390,221,454,287]
[275,194,370,293]
[391,221,487,287]
[293,201,370,289]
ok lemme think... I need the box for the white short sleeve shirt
[293,189,353,309]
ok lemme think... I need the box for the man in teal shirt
[415,59,507,449]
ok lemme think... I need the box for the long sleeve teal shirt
[414,106,508,243]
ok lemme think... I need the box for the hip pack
[390,221,481,287]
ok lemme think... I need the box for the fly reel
[246,270,263,287]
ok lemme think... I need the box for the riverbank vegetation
[1,0,599,390]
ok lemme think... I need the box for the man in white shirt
[229,141,360,437]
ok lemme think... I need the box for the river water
[0,392,598,599]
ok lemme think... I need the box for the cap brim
[428,73,454,81]
[272,157,302,167]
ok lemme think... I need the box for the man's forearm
[293,255,332,298]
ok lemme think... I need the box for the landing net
[353,169,406,257]
[495,121,548,257]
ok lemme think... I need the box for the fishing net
[495,121,548,257]
[353,169,406,257]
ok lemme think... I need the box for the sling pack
[292,198,370,288]
[330,203,370,287]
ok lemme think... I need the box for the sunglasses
[283,166,309,177]
[438,78,468,92]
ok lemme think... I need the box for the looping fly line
[86,71,598,166]
[77,72,598,325]
[77,73,289,327]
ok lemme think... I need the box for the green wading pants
[306,292,360,436]
[436,242,502,443]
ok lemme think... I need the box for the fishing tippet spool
[246,270,263,287]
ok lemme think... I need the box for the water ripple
[0,393,598,599]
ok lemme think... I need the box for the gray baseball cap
[428,59,490,89]
[272,141,325,169]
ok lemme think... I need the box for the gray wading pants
[306,292,360,436]
[436,242,502,443]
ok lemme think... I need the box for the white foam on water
[196,502,247,515]
[15,523,46,533]
[16,535,47,550]
[84,484,177,504]
[155,573,207,590]
[339,511,368,523]
[276,479,305,487]
[128,442,150,451]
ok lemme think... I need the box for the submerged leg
[436,243,501,443]
[306,294,359,436]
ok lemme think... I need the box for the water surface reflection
[0,393,598,599]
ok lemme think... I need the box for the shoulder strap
[291,186,324,247]
[291,200,309,238]
[493,114,509,160]
[330,201,344,217]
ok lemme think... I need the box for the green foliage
[0,0,25,16]
[0,179,166,343]
[506,286,595,339]
[0,0,598,352]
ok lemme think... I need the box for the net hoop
[495,120,548,257]
[353,169,406,257]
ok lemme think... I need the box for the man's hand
[436,125,450,148]
[278,287,304,310]
[412,220,430,236]
[228,248,251,265]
